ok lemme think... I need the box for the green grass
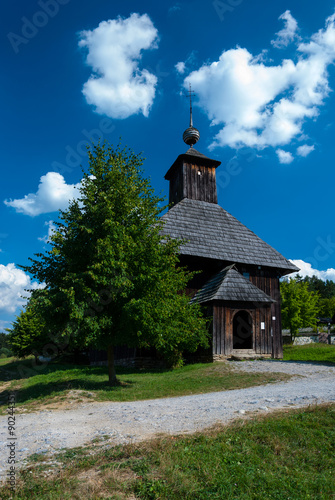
[1,343,333,411]
[283,343,335,365]
[1,404,334,499]
[0,357,291,412]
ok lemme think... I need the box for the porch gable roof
[191,265,276,304]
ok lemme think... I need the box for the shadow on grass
[0,376,137,407]
[0,358,89,383]
[0,357,172,384]
[0,358,179,407]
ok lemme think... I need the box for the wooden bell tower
[164,85,221,207]
[164,149,221,206]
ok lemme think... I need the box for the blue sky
[1,0,335,329]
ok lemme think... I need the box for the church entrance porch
[210,302,274,359]
[190,266,278,358]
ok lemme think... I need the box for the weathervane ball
[183,126,200,147]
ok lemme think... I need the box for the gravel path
[1,360,334,479]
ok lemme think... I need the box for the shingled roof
[161,198,299,274]
[191,265,275,304]
[184,147,210,159]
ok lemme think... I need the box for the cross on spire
[186,83,196,127]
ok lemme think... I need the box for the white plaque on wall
[261,322,265,330]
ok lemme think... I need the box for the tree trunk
[107,344,117,385]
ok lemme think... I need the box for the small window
[243,272,250,280]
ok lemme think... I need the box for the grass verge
[283,343,335,365]
[0,404,334,499]
[0,357,291,413]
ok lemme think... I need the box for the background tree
[319,296,335,319]
[21,143,209,384]
[281,277,320,340]
[301,275,335,299]
[299,275,335,320]
[0,332,13,358]
[6,291,49,362]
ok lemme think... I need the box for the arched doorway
[233,311,253,349]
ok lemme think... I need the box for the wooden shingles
[161,198,299,273]
[191,266,275,305]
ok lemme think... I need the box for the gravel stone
[0,360,334,479]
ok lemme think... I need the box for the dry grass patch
[1,404,334,499]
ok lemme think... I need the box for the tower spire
[183,84,200,148]
[189,83,194,127]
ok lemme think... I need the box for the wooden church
[160,102,299,360]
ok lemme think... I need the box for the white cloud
[38,220,57,243]
[175,61,186,74]
[4,172,81,216]
[0,320,11,332]
[79,13,159,119]
[297,144,315,157]
[289,259,335,282]
[276,149,294,164]
[175,51,198,78]
[271,10,300,49]
[184,12,335,154]
[0,263,44,314]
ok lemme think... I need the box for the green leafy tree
[281,279,301,339]
[319,296,335,319]
[6,291,49,362]
[302,275,335,299]
[281,277,320,340]
[21,143,209,384]
[0,333,13,358]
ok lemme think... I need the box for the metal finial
[188,83,194,127]
[183,84,200,148]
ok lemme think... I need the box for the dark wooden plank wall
[185,163,218,203]
[250,274,282,358]
[169,164,184,206]
[255,308,261,354]
[271,278,283,359]
[213,304,224,355]
[253,307,272,354]
[168,162,218,205]
[225,307,233,354]
[212,304,233,355]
